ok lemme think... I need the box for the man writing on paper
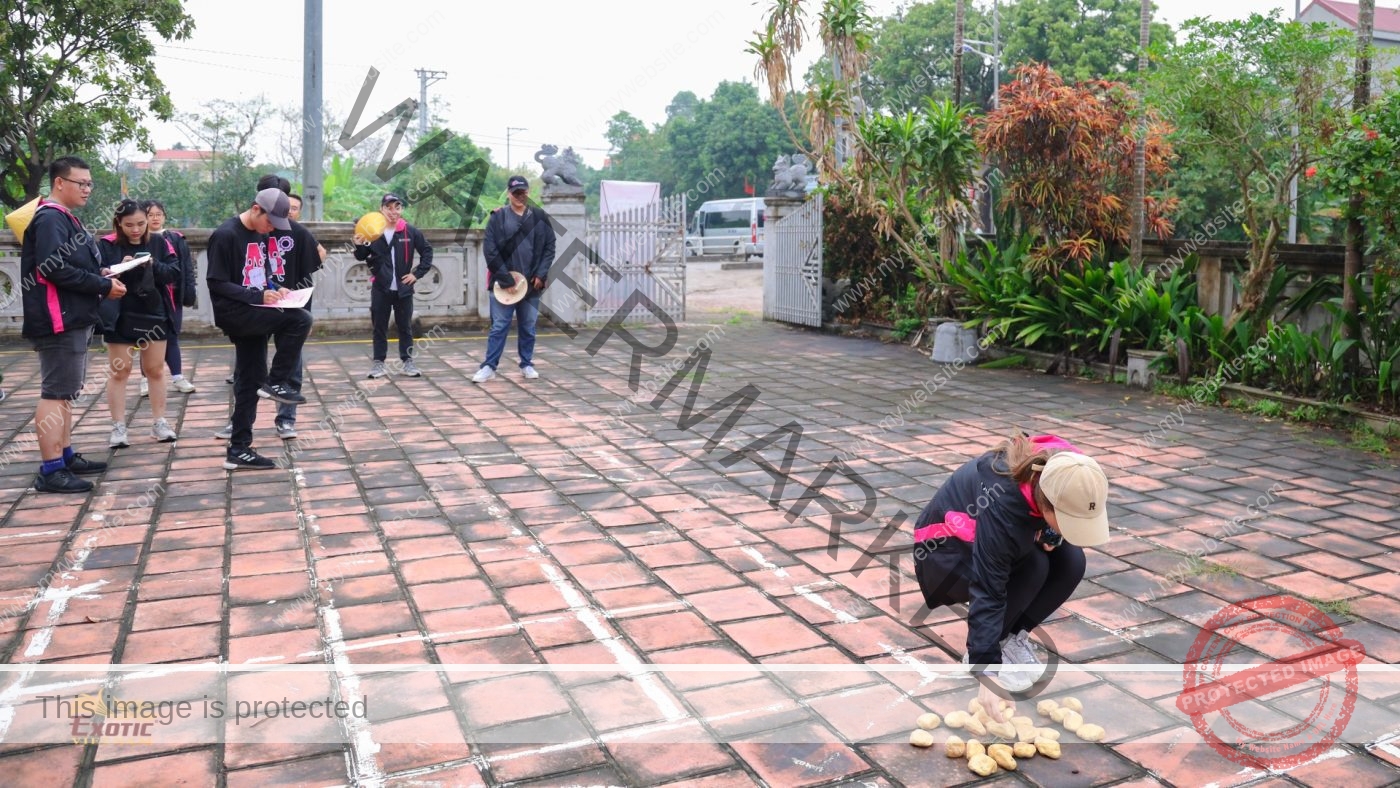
[206,188,312,470]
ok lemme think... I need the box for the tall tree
[1130,0,1151,266]
[1342,0,1375,361]
[1003,0,1172,82]
[1150,12,1351,333]
[866,1,994,112]
[954,0,965,104]
[0,0,194,208]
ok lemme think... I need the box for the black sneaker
[66,453,107,476]
[257,383,306,404]
[34,468,94,493]
[224,448,278,471]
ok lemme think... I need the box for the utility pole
[303,0,323,221]
[506,127,528,171]
[414,68,448,136]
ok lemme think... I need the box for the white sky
[146,0,1306,172]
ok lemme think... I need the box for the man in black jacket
[21,156,125,493]
[207,188,312,470]
[354,193,433,379]
[474,176,556,383]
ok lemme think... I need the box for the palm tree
[1342,0,1375,357]
[1130,0,1150,266]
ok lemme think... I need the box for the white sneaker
[1000,631,1045,685]
[152,418,177,442]
[214,423,233,440]
[522,365,539,379]
[962,647,1036,693]
[172,376,196,394]
[139,378,149,398]
[109,423,129,449]
[367,361,387,379]
[472,366,495,384]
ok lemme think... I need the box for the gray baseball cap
[254,188,292,231]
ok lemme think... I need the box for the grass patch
[1182,555,1240,579]
[1305,597,1354,621]
[891,317,923,341]
[978,355,1028,370]
[1250,399,1286,419]
[1349,426,1391,455]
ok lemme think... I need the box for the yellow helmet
[354,211,388,245]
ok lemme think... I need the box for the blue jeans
[483,292,540,370]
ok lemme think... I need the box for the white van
[685,198,764,259]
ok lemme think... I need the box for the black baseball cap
[381,193,403,206]
[507,176,529,193]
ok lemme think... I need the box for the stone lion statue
[536,144,584,187]
[768,153,810,194]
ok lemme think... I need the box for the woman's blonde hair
[993,432,1064,514]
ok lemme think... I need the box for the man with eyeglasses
[21,156,127,493]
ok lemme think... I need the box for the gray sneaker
[275,422,298,440]
[401,359,422,377]
[368,361,387,379]
[109,423,129,449]
[215,423,233,440]
[152,418,177,443]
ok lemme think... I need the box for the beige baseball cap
[1040,452,1110,547]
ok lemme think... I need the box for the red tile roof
[1304,0,1400,34]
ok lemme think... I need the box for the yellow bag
[5,197,41,244]
[353,211,388,245]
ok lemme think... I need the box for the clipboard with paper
[253,287,314,309]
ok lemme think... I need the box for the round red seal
[1177,595,1365,769]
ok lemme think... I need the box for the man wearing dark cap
[474,176,555,383]
[206,188,313,470]
[353,193,434,379]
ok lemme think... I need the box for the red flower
[1366,128,1379,140]
[1305,166,1317,178]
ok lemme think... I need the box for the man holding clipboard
[205,188,313,470]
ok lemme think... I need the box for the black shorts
[103,321,171,347]
[33,327,94,401]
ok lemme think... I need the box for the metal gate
[763,195,823,326]
[586,194,686,324]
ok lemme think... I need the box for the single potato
[1035,736,1062,759]
[1036,699,1059,718]
[916,713,941,731]
[1048,707,1069,723]
[987,743,1017,771]
[987,721,1018,741]
[1061,710,1084,733]
[963,717,988,737]
[910,729,935,748]
[945,735,966,758]
[1013,742,1037,759]
[1076,723,1106,742]
[944,710,969,729]
[1016,725,1039,743]
[965,739,986,760]
[1036,727,1061,741]
[968,698,984,715]
[1010,715,1034,728]
[1061,697,1083,712]
[968,754,998,777]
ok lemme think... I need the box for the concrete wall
[0,224,491,338]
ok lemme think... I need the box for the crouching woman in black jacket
[913,433,1110,712]
[98,200,180,447]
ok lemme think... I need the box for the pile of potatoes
[906,695,1107,776]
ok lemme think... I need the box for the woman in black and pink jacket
[97,200,181,447]
[913,433,1110,710]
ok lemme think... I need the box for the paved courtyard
[0,316,1397,787]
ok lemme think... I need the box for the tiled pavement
[0,319,1397,787]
